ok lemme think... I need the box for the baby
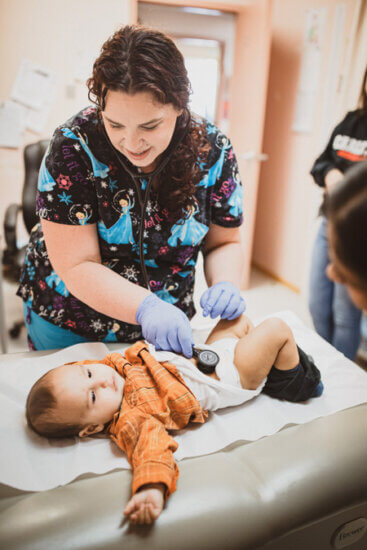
[26,314,322,525]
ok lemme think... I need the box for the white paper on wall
[0,101,23,148]
[292,8,326,133]
[25,100,54,134]
[14,99,55,135]
[11,59,57,110]
[10,59,58,133]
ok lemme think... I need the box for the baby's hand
[124,483,165,524]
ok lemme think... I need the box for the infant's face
[51,362,125,429]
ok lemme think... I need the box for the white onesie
[149,338,265,411]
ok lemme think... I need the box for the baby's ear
[79,423,104,438]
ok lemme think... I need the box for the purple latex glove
[136,294,194,358]
[200,281,246,320]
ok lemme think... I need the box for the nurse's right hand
[135,294,194,358]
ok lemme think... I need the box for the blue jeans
[309,217,362,360]
[361,314,367,341]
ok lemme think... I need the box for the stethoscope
[99,109,191,289]
[100,109,219,373]
[192,346,219,374]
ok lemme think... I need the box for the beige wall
[229,0,272,288]
[0,0,133,237]
[252,0,362,294]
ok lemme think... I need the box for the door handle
[238,151,268,161]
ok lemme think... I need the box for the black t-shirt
[17,106,243,342]
[310,109,367,187]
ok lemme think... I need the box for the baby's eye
[87,370,92,378]
[91,390,96,403]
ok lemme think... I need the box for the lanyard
[100,111,191,288]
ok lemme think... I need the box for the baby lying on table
[26,314,323,525]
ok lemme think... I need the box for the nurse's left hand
[200,281,246,320]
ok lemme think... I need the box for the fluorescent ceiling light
[181,7,223,16]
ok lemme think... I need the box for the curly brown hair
[87,25,211,219]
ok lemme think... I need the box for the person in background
[17,25,245,356]
[308,66,367,360]
[325,160,367,313]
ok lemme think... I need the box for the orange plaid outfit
[97,341,208,498]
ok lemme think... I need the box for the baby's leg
[204,315,322,401]
[232,318,299,390]
[205,315,254,345]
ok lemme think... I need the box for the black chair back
[22,140,49,233]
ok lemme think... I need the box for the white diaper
[150,339,264,411]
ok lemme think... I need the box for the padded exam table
[0,345,367,550]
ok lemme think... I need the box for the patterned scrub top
[17,106,243,342]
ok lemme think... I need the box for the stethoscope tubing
[99,110,191,288]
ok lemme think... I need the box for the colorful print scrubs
[17,106,243,343]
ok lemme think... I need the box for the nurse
[308,65,367,359]
[17,25,245,356]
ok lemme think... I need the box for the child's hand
[124,483,165,524]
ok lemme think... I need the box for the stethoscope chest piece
[192,347,219,374]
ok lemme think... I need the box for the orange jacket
[100,341,208,498]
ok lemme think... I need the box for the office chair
[2,139,49,337]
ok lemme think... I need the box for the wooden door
[229,0,272,288]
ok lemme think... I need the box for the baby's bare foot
[124,483,165,524]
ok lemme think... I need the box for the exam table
[0,347,366,550]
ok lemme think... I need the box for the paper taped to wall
[11,59,57,110]
[0,101,23,148]
[10,59,58,134]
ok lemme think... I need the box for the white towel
[1,311,367,491]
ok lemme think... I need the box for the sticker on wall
[292,8,326,133]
